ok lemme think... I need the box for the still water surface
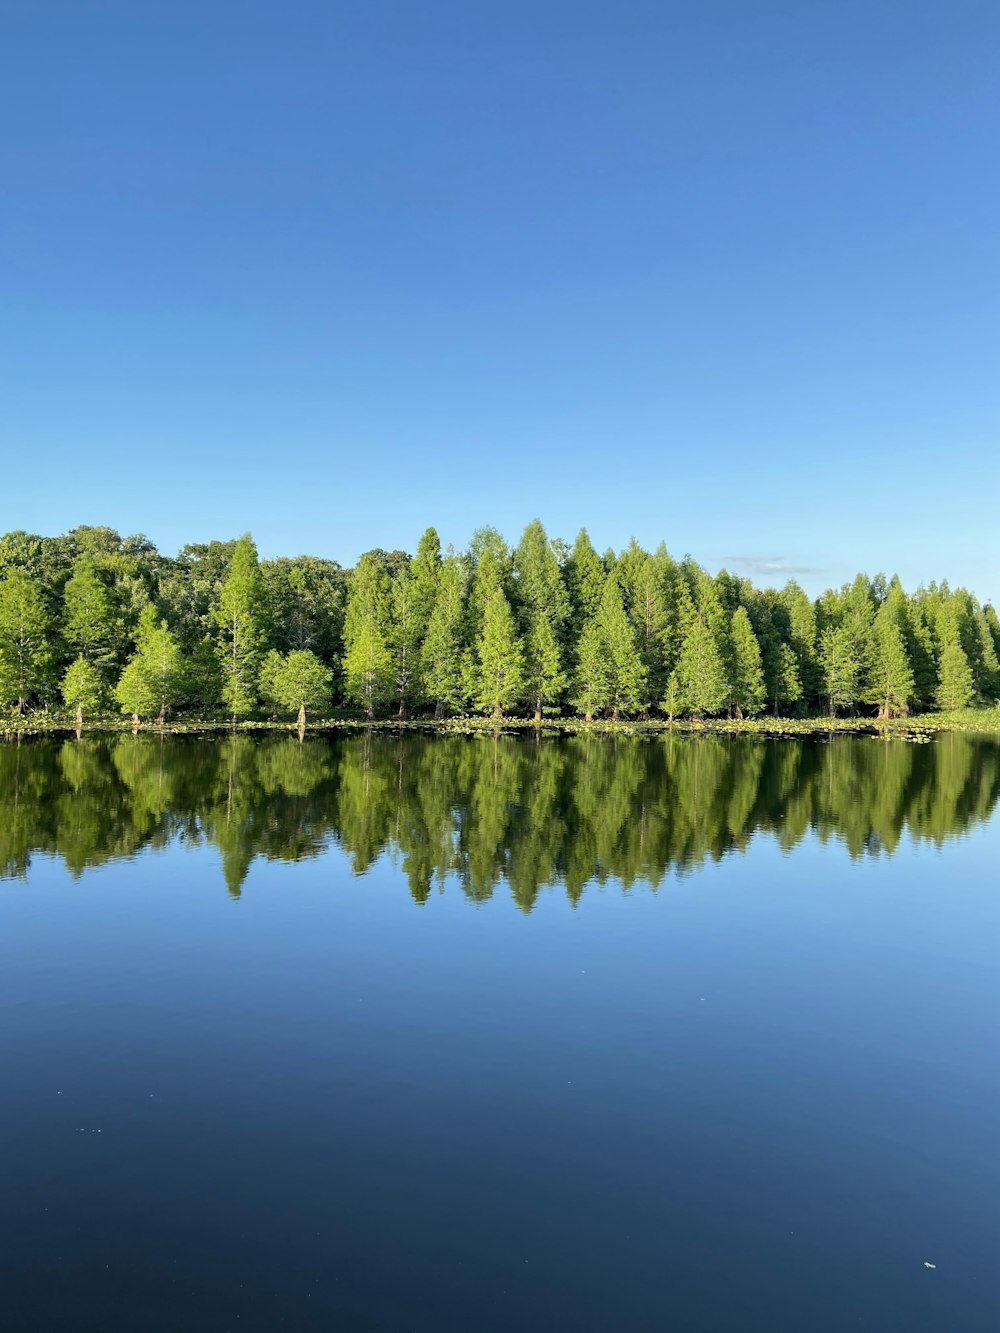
[2,732,999,1330]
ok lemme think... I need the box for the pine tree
[781,581,819,703]
[343,620,392,718]
[214,533,267,721]
[818,625,859,716]
[343,554,393,719]
[868,605,914,720]
[936,639,974,711]
[525,615,566,720]
[674,617,728,717]
[728,607,766,718]
[260,649,332,724]
[421,552,466,718]
[565,529,605,628]
[627,550,671,715]
[411,527,442,628]
[661,670,682,721]
[388,566,421,717]
[572,618,611,722]
[775,642,803,714]
[63,554,117,675]
[598,577,646,720]
[62,655,104,728]
[514,520,569,720]
[474,586,524,718]
[115,607,185,724]
[0,568,52,713]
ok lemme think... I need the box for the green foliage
[728,607,766,718]
[62,656,105,718]
[115,607,186,723]
[0,521,997,725]
[0,568,53,712]
[819,625,860,716]
[868,603,915,719]
[421,552,466,718]
[63,554,117,673]
[474,586,524,718]
[342,553,393,719]
[260,650,332,720]
[674,618,728,717]
[214,533,266,719]
[515,520,569,718]
[387,566,422,717]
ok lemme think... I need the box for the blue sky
[2,0,997,600]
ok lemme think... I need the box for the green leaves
[260,650,332,721]
[214,534,267,719]
[474,586,524,718]
[115,608,185,723]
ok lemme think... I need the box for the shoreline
[3,709,1000,741]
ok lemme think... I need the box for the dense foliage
[2,732,998,901]
[1,521,997,722]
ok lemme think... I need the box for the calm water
[2,731,999,1331]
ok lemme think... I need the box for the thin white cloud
[719,555,822,578]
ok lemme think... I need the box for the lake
[2,731,999,1331]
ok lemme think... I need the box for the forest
[0,521,998,725]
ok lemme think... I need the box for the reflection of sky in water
[2,736,999,1331]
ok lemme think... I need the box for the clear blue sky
[3,0,997,600]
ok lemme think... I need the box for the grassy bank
[3,705,1000,741]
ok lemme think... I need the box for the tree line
[3,732,998,901]
[0,521,998,724]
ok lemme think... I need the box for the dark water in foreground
[2,732,999,1331]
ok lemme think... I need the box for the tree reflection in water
[2,732,998,906]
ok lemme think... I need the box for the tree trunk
[297,703,306,729]
[434,699,443,720]
[132,713,140,731]
[75,703,83,735]
[585,710,593,723]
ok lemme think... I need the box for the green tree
[62,655,104,727]
[214,533,267,720]
[388,565,422,718]
[115,607,186,724]
[573,618,611,721]
[598,577,646,720]
[343,553,393,718]
[935,611,975,711]
[673,617,728,717]
[818,625,860,716]
[565,528,606,630]
[514,520,569,720]
[572,578,645,721]
[63,554,117,674]
[525,615,566,720]
[260,650,332,724]
[625,548,672,715]
[868,604,915,719]
[411,527,442,628]
[474,586,524,718]
[0,568,53,712]
[728,607,766,718]
[421,551,466,718]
